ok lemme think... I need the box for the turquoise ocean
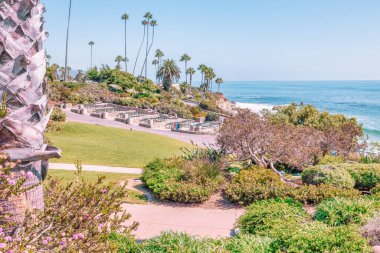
[217,81,380,142]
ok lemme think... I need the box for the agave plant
[0,0,61,223]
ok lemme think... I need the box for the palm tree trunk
[141,26,155,79]
[145,19,150,80]
[124,19,128,72]
[133,25,146,76]
[0,0,61,231]
[64,0,72,82]
[90,45,93,68]
[190,74,192,87]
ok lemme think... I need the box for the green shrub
[137,232,273,253]
[289,184,361,205]
[370,184,380,195]
[205,112,220,122]
[142,158,225,203]
[225,167,286,205]
[236,199,307,236]
[315,198,377,226]
[318,155,346,165]
[340,163,380,190]
[302,164,355,189]
[285,222,372,253]
[50,107,67,122]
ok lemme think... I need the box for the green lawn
[46,122,191,168]
[48,170,148,205]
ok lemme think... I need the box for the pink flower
[4,236,12,242]
[7,250,12,253]
[0,227,3,233]
[73,233,84,240]
[46,237,52,242]
[7,179,16,186]
[94,215,100,220]
[26,171,34,179]
[43,239,48,245]
[102,189,108,194]
[99,223,105,229]
[0,243,6,248]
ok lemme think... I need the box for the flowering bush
[0,158,137,252]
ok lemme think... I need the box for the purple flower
[43,239,48,245]
[0,243,6,248]
[4,236,12,242]
[7,250,12,253]
[102,189,108,194]
[94,215,100,220]
[0,227,3,233]
[46,237,52,242]
[72,234,79,240]
[7,179,16,186]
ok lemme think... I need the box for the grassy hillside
[46,122,190,167]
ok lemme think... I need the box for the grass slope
[47,122,190,168]
[48,170,147,205]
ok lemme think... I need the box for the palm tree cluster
[62,3,224,93]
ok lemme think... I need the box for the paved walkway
[124,203,244,240]
[49,163,143,174]
[64,109,216,146]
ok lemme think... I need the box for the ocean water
[217,81,380,142]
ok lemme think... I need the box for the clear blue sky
[43,0,380,81]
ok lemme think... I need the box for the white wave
[236,102,275,114]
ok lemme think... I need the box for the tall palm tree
[157,59,181,91]
[155,49,164,67]
[154,49,164,84]
[143,12,153,80]
[121,13,129,72]
[0,0,61,225]
[215,78,224,92]
[141,19,158,78]
[64,0,73,82]
[152,59,159,83]
[115,55,125,69]
[133,20,148,76]
[204,67,216,92]
[88,41,95,68]
[186,68,196,87]
[180,54,191,84]
[198,64,207,85]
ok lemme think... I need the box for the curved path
[49,163,143,174]
[123,202,244,240]
[64,109,216,146]
[50,164,244,239]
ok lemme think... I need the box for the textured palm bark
[0,0,61,225]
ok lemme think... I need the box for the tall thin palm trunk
[64,0,72,82]
[141,24,156,78]
[124,19,128,72]
[0,0,61,228]
[145,19,150,80]
[133,23,146,76]
[90,45,93,68]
